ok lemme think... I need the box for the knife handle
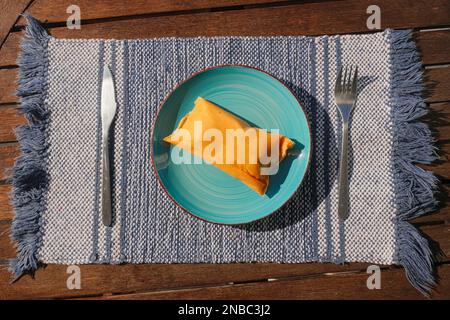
[101,135,112,227]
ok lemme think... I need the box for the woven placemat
[11,15,438,294]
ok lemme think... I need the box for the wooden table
[0,0,449,300]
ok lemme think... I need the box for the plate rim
[150,64,313,225]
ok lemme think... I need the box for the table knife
[100,66,117,227]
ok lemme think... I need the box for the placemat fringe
[389,29,439,296]
[9,15,50,281]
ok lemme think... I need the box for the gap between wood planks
[1,262,448,300]
[8,0,449,34]
[0,0,449,69]
[60,266,404,299]
[12,0,345,30]
[0,0,33,50]
[49,263,450,299]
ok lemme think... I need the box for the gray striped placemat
[10,15,438,295]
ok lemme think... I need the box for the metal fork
[334,65,358,221]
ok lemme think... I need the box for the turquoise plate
[151,65,311,225]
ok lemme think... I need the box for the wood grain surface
[0,0,449,68]
[0,0,449,300]
[0,0,31,49]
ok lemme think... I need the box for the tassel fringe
[9,14,50,280]
[388,29,439,296]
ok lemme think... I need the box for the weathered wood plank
[0,261,376,299]
[0,106,25,143]
[0,32,20,66]
[416,30,450,66]
[412,184,450,224]
[0,184,12,221]
[3,259,449,300]
[23,0,450,38]
[420,102,450,180]
[423,224,450,259]
[97,264,450,300]
[1,183,14,219]
[0,143,17,182]
[1,0,449,67]
[16,0,290,26]
[0,224,15,260]
[0,0,30,49]
[0,69,17,104]
[425,67,450,103]
[0,143,18,181]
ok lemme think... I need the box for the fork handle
[338,122,349,220]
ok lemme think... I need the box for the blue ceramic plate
[151,65,311,224]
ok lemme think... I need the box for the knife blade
[100,66,117,227]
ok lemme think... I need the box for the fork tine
[335,66,343,95]
[342,66,348,93]
[347,65,354,94]
[351,65,358,97]
[347,65,354,93]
